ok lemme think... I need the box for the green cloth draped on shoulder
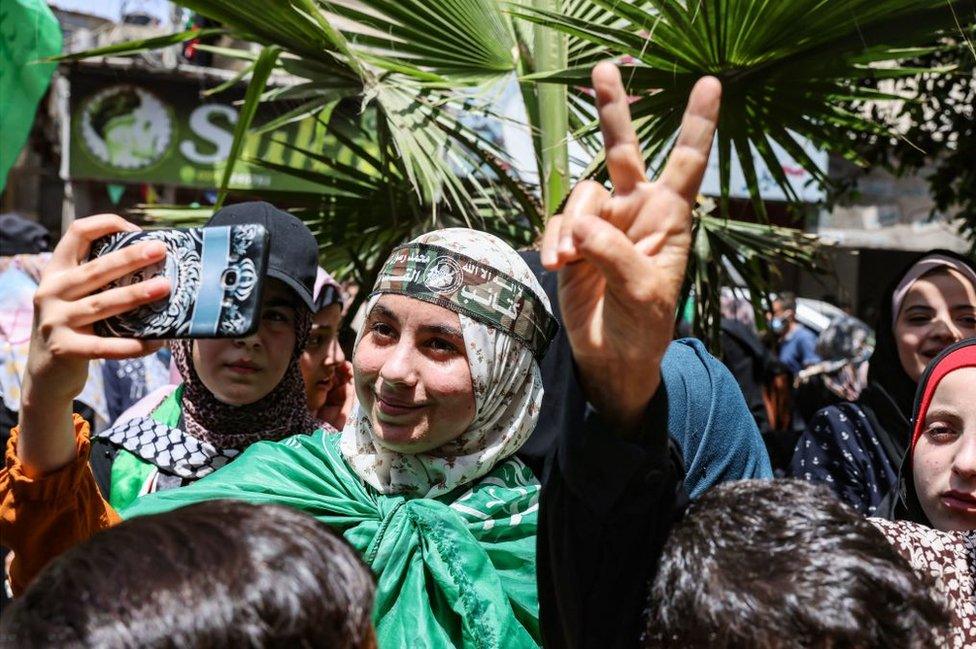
[122,430,542,648]
[108,386,184,509]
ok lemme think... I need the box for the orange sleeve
[0,414,121,595]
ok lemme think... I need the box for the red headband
[910,340,976,455]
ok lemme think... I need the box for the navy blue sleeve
[800,329,822,367]
[538,382,684,649]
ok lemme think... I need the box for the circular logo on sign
[422,256,464,295]
[79,85,173,171]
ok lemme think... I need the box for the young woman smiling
[4,226,559,646]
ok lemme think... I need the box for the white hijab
[339,228,550,498]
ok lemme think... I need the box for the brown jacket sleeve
[0,414,121,595]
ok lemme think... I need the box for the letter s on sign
[180,104,237,164]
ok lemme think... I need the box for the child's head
[186,202,320,407]
[646,479,947,648]
[908,339,976,530]
[0,501,376,648]
[301,269,347,413]
[168,202,323,445]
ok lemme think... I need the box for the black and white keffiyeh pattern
[97,417,239,480]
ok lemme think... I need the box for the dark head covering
[858,249,976,471]
[0,213,50,255]
[172,203,323,448]
[208,201,319,311]
[885,338,976,524]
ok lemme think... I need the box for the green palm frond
[137,104,537,313]
[77,0,970,344]
[685,198,830,349]
[517,0,970,219]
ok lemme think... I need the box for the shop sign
[69,75,333,192]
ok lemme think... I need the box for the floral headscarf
[340,228,555,498]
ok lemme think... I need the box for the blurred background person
[770,291,821,376]
[794,315,874,424]
[301,268,354,429]
[100,348,174,427]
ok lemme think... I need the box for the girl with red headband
[871,339,976,648]
[882,338,976,529]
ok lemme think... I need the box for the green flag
[0,0,62,192]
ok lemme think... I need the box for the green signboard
[68,70,332,193]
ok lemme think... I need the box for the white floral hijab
[339,228,553,498]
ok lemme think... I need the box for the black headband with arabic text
[370,243,558,360]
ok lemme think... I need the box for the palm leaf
[521,0,971,219]
[213,45,281,210]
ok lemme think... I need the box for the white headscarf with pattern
[339,228,551,498]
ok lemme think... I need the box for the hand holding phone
[19,215,171,475]
[87,224,270,339]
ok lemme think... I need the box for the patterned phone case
[89,224,270,339]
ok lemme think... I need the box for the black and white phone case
[89,224,270,339]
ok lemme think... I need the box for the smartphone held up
[87,225,270,339]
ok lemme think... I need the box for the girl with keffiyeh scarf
[86,205,323,509]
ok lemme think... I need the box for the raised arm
[3,215,167,592]
[540,62,720,435]
[17,215,169,475]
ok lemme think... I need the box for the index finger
[50,214,140,269]
[657,76,721,204]
[593,61,646,195]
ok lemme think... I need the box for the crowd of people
[0,62,974,648]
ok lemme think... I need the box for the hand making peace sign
[541,62,721,432]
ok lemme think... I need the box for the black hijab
[857,249,976,472]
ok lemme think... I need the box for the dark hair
[644,479,948,649]
[774,291,797,313]
[0,501,376,649]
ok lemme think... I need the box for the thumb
[569,213,647,291]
